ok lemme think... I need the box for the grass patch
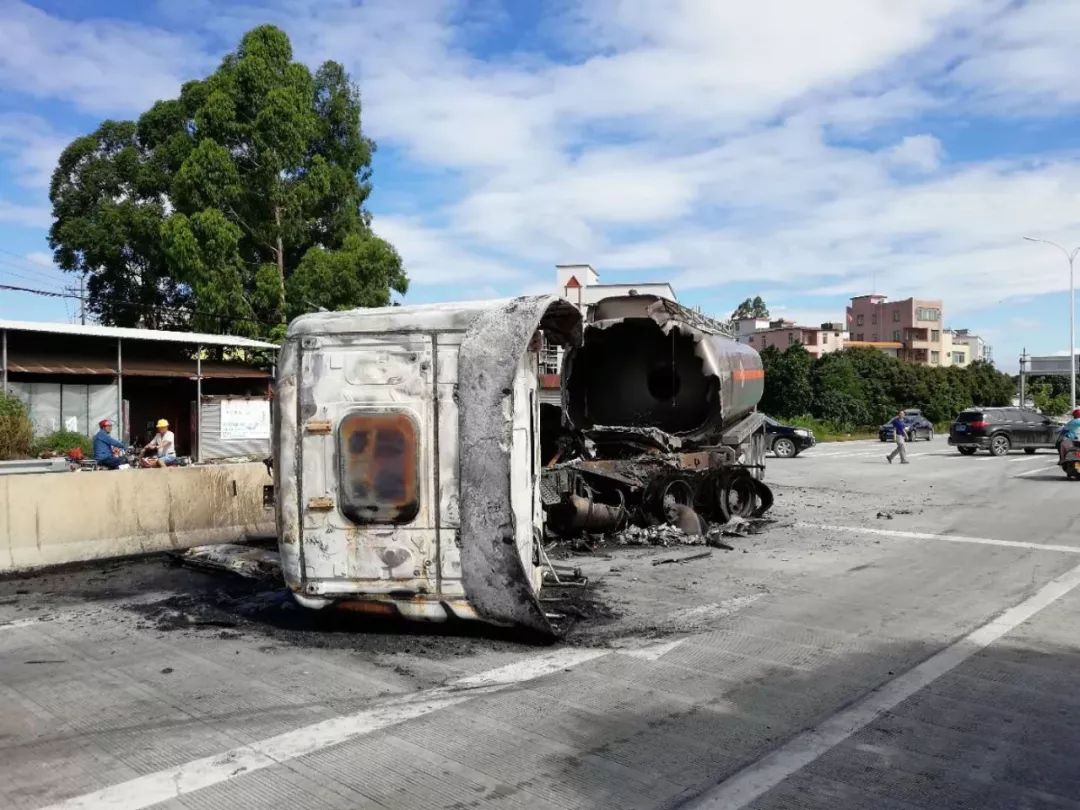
[785,415,878,443]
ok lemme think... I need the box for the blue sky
[2,1,1080,371]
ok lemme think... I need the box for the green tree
[759,344,813,418]
[49,25,406,337]
[730,296,769,321]
[811,352,868,428]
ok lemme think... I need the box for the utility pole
[79,274,86,325]
[1024,237,1079,411]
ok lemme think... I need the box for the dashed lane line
[799,522,1080,555]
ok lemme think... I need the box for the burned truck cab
[274,296,581,636]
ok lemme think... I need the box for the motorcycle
[1060,439,1080,480]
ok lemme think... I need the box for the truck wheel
[957,446,977,455]
[989,434,1011,456]
[773,438,796,458]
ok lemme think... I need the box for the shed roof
[0,320,278,350]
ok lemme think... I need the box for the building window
[871,313,877,325]
[931,330,940,342]
[856,333,863,341]
[931,351,940,364]
[748,335,754,343]
[893,330,900,341]
[338,411,420,525]
[788,333,796,345]
[541,341,560,375]
[893,310,900,322]
[822,332,828,344]
[916,307,941,321]
[872,333,878,342]
[856,314,864,326]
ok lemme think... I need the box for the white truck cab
[274,296,581,636]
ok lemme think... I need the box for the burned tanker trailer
[542,294,773,537]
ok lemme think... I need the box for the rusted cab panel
[275,297,580,635]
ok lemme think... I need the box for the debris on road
[176,544,282,581]
[652,551,712,566]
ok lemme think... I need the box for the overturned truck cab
[276,297,582,637]
[274,293,771,638]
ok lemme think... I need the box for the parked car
[764,416,816,458]
[948,407,1062,456]
[879,411,934,442]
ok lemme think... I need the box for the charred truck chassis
[541,295,772,538]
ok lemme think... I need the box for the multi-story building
[846,294,946,366]
[941,332,971,367]
[948,329,991,364]
[733,317,772,343]
[743,319,847,359]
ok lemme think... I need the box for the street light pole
[1024,237,1080,411]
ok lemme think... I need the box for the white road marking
[800,522,1080,555]
[1010,454,1046,462]
[684,560,1080,809]
[41,640,678,810]
[0,618,41,631]
[1014,464,1062,478]
[622,638,687,661]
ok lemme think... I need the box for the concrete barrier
[0,462,275,574]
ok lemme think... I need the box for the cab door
[298,335,438,595]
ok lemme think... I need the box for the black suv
[948,407,1061,456]
[764,416,816,458]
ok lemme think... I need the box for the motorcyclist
[92,419,127,470]
[1058,408,1080,462]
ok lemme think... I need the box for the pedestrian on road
[886,410,909,464]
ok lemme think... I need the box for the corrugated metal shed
[0,320,278,350]
[6,355,271,378]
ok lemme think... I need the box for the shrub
[31,430,93,459]
[0,392,34,460]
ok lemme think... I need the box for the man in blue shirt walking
[886,410,910,464]
[92,419,127,469]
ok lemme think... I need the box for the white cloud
[373,215,529,288]
[0,1,208,115]
[25,251,54,268]
[886,135,944,173]
[5,0,1080,334]
[0,114,69,189]
[0,197,50,229]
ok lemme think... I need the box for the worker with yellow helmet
[143,418,177,467]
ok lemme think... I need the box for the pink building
[845,295,944,366]
[745,320,846,358]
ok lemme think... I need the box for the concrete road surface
[2,438,1080,809]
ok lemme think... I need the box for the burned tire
[715,473,758,522]
[773,437,797,458]
[957,446,977,455]
[989,434,1011,456]
[1025,447,1037,455]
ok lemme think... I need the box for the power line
[0,281,281,332]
